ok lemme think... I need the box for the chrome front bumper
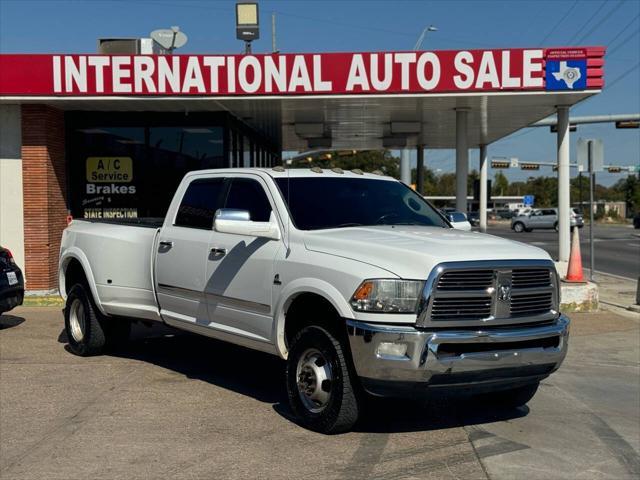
[346,315,570,397]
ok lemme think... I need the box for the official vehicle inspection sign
[0,47,604,96]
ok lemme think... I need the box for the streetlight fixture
[236,2,260,54]
[413,25,437,50]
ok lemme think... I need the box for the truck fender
[59,247,107,316]
[272,277,355,358]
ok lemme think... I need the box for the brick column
[21,105,66,292]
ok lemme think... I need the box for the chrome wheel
[296,348,333,413]
[69,298,85,342]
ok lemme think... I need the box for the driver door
[204,174,285,342]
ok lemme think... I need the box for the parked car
[511,208,583,232]
[59,168,569,434]
[0,247,24,316]
[440,209,472,231]
[495,209,515,219]
[634,212,640,229]
[467,211,480,227]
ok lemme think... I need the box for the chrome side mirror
[214,209,281,240]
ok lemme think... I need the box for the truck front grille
[418,261,559,328]
[512,268,552,288]
[437,270,493,291]
[431,297,492,320]
[511,292,554,316]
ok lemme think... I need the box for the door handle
[159,241,174,248]
[210,247,227,256]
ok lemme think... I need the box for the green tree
[611,175,640,216]
[492,171,509,196]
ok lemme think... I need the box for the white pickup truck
[59,168,569,434]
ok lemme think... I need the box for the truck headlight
[350,279,424,313]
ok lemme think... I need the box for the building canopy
[0,47,605,151]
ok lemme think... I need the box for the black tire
[64,284,131,356]
[286,326,360,434]
[513,222,525,233]
[554,222,559,232]
[479,382,539,409]
[64,283,107,356]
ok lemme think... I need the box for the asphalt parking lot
[1,307,639,480]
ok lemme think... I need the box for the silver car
[511,208,584,232]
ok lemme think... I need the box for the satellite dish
[151,27,188,51]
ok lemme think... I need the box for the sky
[0,0,638,186]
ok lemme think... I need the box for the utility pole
[588,140,595,282]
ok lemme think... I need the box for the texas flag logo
[546,60,587,90]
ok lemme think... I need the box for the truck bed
[60,219,162,322]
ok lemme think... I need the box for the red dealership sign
[0,48,604,96]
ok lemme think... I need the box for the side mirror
[214,209,281,240]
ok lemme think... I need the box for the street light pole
[413,25,438,50]
[402,25,438,192]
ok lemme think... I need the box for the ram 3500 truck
[59,168,569,434]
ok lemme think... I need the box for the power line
[539,0,579,44]
[606,61,640,89]
[606,12,639,47]
[574,0,626,44]
[566,1,608,44]
[608,28,640,56]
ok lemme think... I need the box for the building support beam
[416,145,425,194]
[557,105,571,262]
[455,108,469,213]
[479,144,488,233]
[400,148,411,185]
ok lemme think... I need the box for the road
[484,223,640,279]
[1,307,639,479]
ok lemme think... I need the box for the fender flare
[59,247,108,316]
[272,277,355,359]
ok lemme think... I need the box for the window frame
[222,176,274,223]
[173,176,227,230]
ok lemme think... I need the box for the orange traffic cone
[564,227,586,283]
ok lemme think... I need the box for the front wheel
[286,326,360,434]
[513,222,525,233]
[554,222,559,232]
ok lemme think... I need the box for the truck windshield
[275,177,449,230]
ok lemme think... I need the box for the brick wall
[21,105,66,291]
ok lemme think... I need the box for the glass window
[449,212,467,222]
[275,177,448,230]
[224,178,272,222]
[175,178,225,229]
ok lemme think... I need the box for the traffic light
[607,166,622,173]
[615,120,639,129]
[491,160,510,169]
[550,124,577,133]
[521,163,540,171]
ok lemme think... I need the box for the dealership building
[0,46,604,293]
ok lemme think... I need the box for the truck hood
[303,226,552,279]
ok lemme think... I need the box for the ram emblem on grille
[497,282,512,302]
